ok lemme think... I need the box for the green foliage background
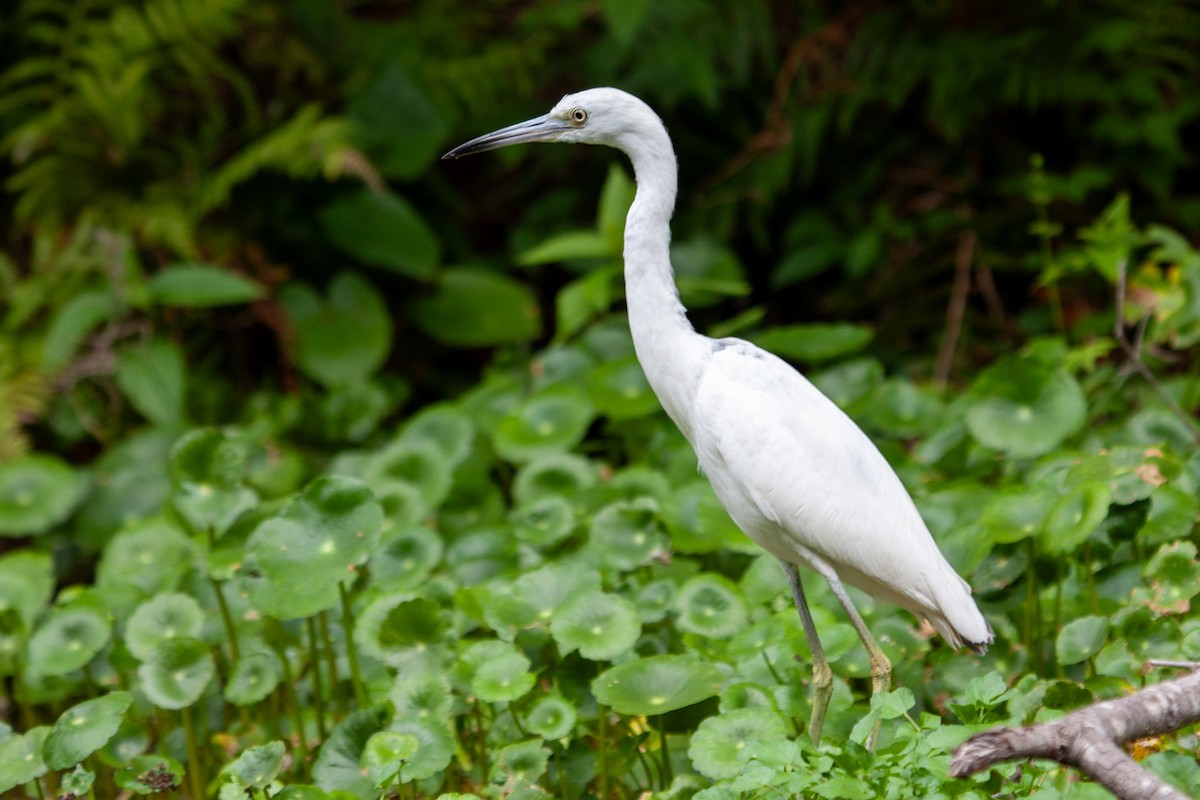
[1,1,1199,798]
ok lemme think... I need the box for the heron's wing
[692,339,965,613]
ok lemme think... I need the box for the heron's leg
[804,558,891,750]
[779,560,833,746]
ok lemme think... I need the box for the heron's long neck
[623,129,706,442]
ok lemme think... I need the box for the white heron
[444,88,992,745]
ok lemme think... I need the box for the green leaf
[871,687,916,719]
[60,765,95,796]
[488,739,550,790]
[493,386,594,462]
[357,596,449,668]
[597,163,636,248]
[362,732,418,788]
[319,190,439,279]
[114,337,187,425]
[592,654,722,715]
[556,267,618,340]
[966,358,1086,458]
[313,707,389,797]
[227,741,285,790]
[979,487,1055,544]
[348,62,448,180]
[96,520,194,595]
[750,323,874,363]
[125,593,203,660]
[224,648,283,706]
[585,357,658,419]
[518,230,612,266]
[688,708,787,780]
[549,591,641,661]
[674,575,748,639]
[587,498,665,571]
[247,476,382,598]
[465,641,536,703]
[41,290,112,370]
[0,727,49,793]
[281,272,392,387]
[170,428,258,536]
[0,455,88,537]
[390,720,454,783]
[0,551,53,626]
[43,692,132,769]
[147,263,263,307]
[410,267,541,347]
[1042,481,1111,555]
[27,606,111,677]
[1056,616,1110,665]
[137,638,215,709]
[522,694,577,740]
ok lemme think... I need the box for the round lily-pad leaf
[966,358,1086,458]
[587,498,666,572]
[0,550,53,626]
[170,428,258,537]
[362,731,419,788]
[635,579,677,624]
[513,454,597,505]
[1042,481,1111,555]
[488,738,550,789]
[125,593,203,660]
[0,455,88,536]
[138,638,214,709]
[585,357,659,420]
[313,707,388,797]
[363,439,452,515]
[400,405,476,467]
[224,647,283,707]
[371,525,443,592]
[358,596,449,668]
[0,726,49,793]
[865,379,944,439]
[510,496,576,548]
[523,693,577,740]
[96,519,195,595]
[979,487,1055,544]
[675,575,748,639]
[43,692,132,770]
[248,476,383,595]
[469,644,536,703]
[60,765,94,796]
[688,708,787,779]
[550,591,641,661]
[390,669,453,726]
[227,741,285,790]
[664,481,754,555]
[281,272,392,388]
[26,606,111,677]
[390,719,454,783]
[493,386,595,463]
[1056,615,1110,666]
[115,754,184,795]
[592,655,723,716]
[510,562,602,626]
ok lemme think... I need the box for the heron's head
[442,87,663,159]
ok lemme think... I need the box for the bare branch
[933,227,976,391]
[950,668,1200,800]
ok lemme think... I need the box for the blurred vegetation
[1,0,1199,798]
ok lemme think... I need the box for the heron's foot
[807,660,834,746]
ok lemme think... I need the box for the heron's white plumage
[445,87,993,742]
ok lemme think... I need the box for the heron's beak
[442,114,569,160]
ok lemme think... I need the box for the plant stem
[278,648,310,776]
[597,705,609,800]
[655,715,672,789]
[181,704,205,800]
[1025,538,1042,674]
[306,616,328,742]
[338,582,367,708]
[318,611,340,703]
[206,528,240,663]
[1082,541,1100,615]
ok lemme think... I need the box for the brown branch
[950,668,1200,800]
[933,227,976,391]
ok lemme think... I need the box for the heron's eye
[570,108,588,124]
